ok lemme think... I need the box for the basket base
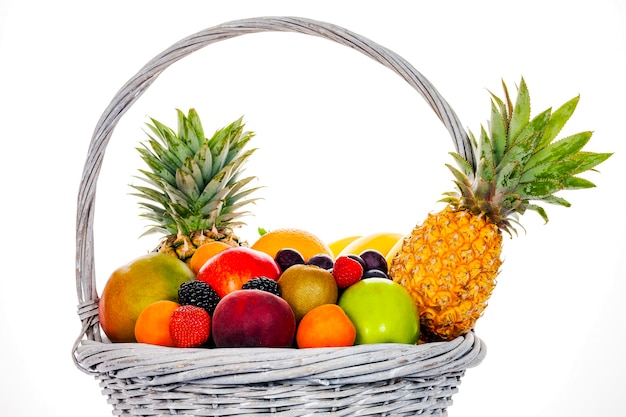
[76,329,484,416]
[98,372,463,416]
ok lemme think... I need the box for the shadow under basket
[73,16,486,416]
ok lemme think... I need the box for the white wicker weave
[73,16,485,416]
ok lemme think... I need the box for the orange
[296,304,356,348]
[189,241,233,274]
[251,228,334,261]
[134,300,180,347]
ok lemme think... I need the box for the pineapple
[132,109,261,263]
[390,78,612,342]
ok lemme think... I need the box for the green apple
[338,278,419,344]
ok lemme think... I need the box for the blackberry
[242,277,281,297]
[178,281,221,315]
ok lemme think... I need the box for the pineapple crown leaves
[442,78,612,234]
[131,109,262,236]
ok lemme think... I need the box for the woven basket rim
[73,16,482,378]
[76,331,485,383]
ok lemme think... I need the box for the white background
[1,1,625,416]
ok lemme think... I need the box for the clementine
[189,241,233,274]
[134,300,180,347]
[296,304,356,348]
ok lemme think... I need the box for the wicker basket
[73,16,486,416]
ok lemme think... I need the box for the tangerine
[134,300,180,347]
[251,228,333,261]
[296,304,356,348]
[189,241,233,274]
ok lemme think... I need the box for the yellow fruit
[389,79,611,342]
[251,228,334,261]
[327,235,361,257]
[390,207,503,342]
[385,235,406,269]
[338,232,403,258]
[278,264,338,322]
[98,252,195,342]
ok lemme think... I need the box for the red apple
[197,246,281,298]
[212,289,296,348]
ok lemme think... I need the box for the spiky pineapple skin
[390,206,502,342]
[156,229,241,264]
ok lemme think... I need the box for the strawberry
[169,305,211,348]
[332,255,364,289]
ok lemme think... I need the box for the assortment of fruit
[99,78,612,350]
[100,229,414,349]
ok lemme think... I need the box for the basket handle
[75,16,474,348]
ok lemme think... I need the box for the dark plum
[362,269,390,279]
[306,254,334,270]
[359,249,388,275]
[346,254,366,271]
[274,248,305,272]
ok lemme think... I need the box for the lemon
[337,232,403,258]
[328,235,361,257]
[278,264,338,322]
[385,236,406,269]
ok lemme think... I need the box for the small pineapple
[132,109,261,263]
[390,78,612,342]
